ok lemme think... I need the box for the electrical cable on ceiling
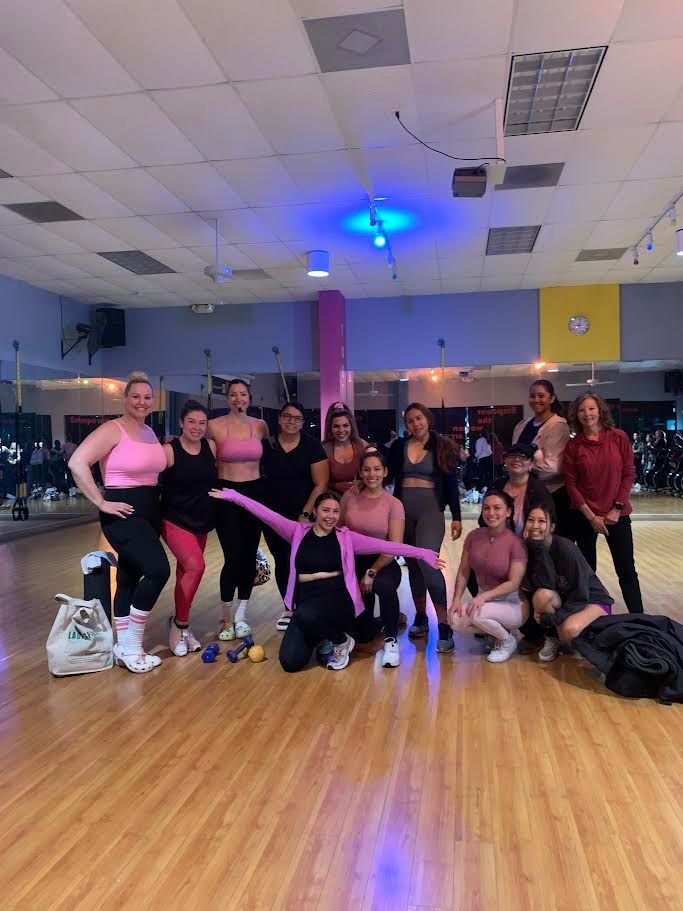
[394,111,506,163]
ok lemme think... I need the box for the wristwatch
[365,569,377,578]
[300,510,312,520]
[613,501,625,512]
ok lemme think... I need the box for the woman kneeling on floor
[449,490,528,663]
[523,503,614,644]
[210,487,444,672]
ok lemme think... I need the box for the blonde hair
[124,371,152,397]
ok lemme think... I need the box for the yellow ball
[248,644,265,663]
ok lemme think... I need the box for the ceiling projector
[452,162,506,198]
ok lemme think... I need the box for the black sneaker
[436,623,454,653]
[408,613,429,638]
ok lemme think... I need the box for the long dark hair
[404,403,456,473]
[530,379,563,416]
[481,489,515,532]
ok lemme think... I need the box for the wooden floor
[0,519,681,911]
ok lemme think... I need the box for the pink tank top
[216,421,263,464]
[100,420,166,488]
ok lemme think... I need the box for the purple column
[318,290,353,438]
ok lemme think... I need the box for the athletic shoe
[185,627,201,652]
[327,634,355,671]
[276,611,292,631]
[234,619,251,639]
[398,612,408,629]
[539,637,561,662]
[169,618,188,656]
[436,623,455,653]
[382,637,400,667]
[478,634,497,653]
[218,622,235,641]
[486,633,518,663]
[408,613,429,638]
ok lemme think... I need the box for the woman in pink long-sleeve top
[210,487,444,672]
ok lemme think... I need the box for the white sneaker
[327,634,355,671]
[169,618,188,657]
[486,632,517,663]
[382,637,400,668]
[539,637,561,662]
[185,627,201,652]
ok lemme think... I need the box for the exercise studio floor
[1,520,681,911]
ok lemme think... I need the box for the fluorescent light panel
[504,46,607,137]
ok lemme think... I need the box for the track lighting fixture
[632,246,639,266]
[669,207,677,227]
[646,232,654,252]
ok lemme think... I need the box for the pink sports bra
[101,420,166,488]
[216,421,263,464]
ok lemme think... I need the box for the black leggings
[100,487,170,617]
[353,555,402,641]
[279,577,355,673]
[215,478,265,602]
[263,523,293,600]
[574,513,643,613]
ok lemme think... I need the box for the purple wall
[346,290,540,371]
[0,274,98,373]
[101,300,318,377]
[620,282,683,361]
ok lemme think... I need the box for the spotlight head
[669,207,678,227]
[646,232,654,252]
[632,246,639,266]
[676,228,683,257]
[373,232,387,248]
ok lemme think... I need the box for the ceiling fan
[203,219,233,284]
[565,363,616,388]
[356,381,395,398]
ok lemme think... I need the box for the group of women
[67,371,643,676]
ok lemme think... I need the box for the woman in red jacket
[563,393,643,613]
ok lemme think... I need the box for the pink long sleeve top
[217,488,441,615]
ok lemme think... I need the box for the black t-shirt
[295,527,342,574]
[160,438,217,534]
[261,433,327,519]
[516,417,541,447]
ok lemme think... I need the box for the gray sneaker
[327,634,355,671]
[436,623,454,653]
[408,613,429,638]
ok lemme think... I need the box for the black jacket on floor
[573,614,683,704]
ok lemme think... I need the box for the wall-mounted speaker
[96,307,126,348]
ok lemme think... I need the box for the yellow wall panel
[539,284,620,363]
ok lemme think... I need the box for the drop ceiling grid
[0,2,681,305]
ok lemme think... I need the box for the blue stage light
[343,207,417,236]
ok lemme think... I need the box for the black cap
[504,443,536,459]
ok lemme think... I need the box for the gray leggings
[400,487,447,606]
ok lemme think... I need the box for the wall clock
[568,315,590,336]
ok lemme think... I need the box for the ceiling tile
[144,247,209,272]
[0,257,45,281]
[152,85,273,160]
[534,222,597,251]
[412,57,507,140]
[605,178,683,220]
[0,102,136,171]
[613,2,683,42]
[0,223,85,255]
[44,221,134,253]
[198,209,280,244]
[145,213,218,246]
[55,252,135,278]
[482,253,531,275]
[24,173,133,219]
[440,277,482,293]
[0,0,140,96]
[490,187,553,228]
[0,123,71,177]
[559,126,656,184]
[436,226,488,260]
[405,0,514,63]
[480,275,523,291]
[84,169,189,215]
[504,132,578,168]
[546,183,620,223]
[213,158,302,208]
[437,255,485,279]
[0,206,32,226]
[281,151,366,203]
[0,47,57,103]
[147,163,246,212]
[17,255,91,280]
[235,243,300,269]
[236,77,346,154]
[587,219,651,248]
[510,0,624,54]
[581,40,683,130]
[92,217,182,250]
[628,123,683,179]
[0,179,50,206]
[68,0,225,89]
[0,233,42,258]
[73,95,204,167]
[525,250,580,273]
[293,1,399,16]
[664,86,683,122]
[187,245,257,269]
[362,146,430,197]
[179,0,317,80]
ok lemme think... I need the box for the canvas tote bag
[47,594,114,676]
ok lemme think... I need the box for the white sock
[121,607,149,655]
[114,615,129,643]
[234,599,249,624]
[221,601,233,624]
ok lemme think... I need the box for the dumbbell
[227,635,255,663]
[201,642,220,663]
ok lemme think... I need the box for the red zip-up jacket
[563,428,635,518]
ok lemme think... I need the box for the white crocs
[113,643,155,673]
[234,619,252,639]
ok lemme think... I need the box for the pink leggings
[161,520,208,624]
[451,600,526,641]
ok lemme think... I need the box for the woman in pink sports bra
[206,378,269,641]
[68,371,170,675]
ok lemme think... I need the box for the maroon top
[563,428,634,517]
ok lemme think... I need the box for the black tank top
[161,438,217,534]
